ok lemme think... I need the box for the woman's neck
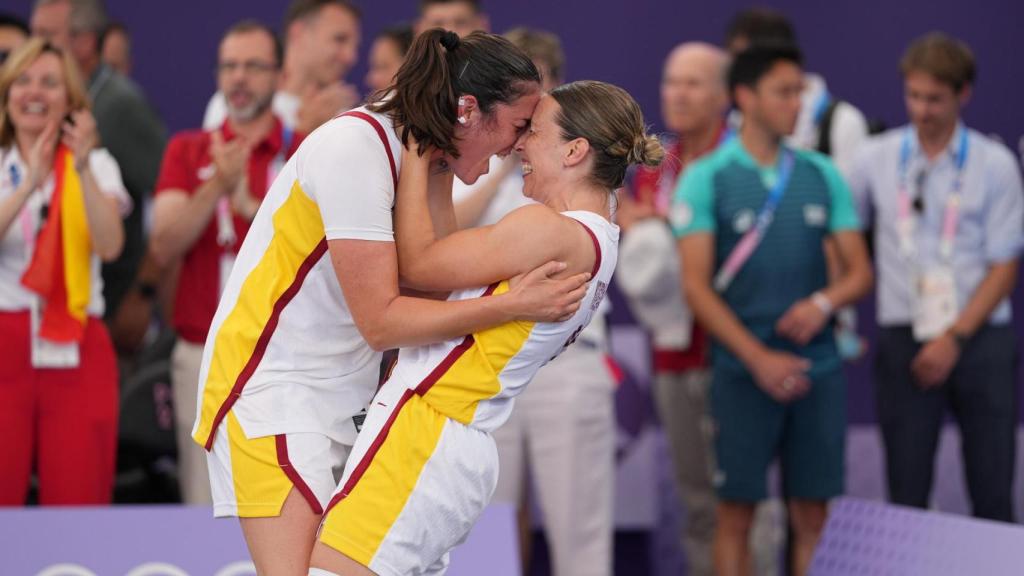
[556,179,612,220]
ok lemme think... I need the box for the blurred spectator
[675,44,872,576]
[0,39,129,505]
[416,0,489,37]
[364,24,412,94]
[725,8,869,175]
[100,21,131,77]
[150,21,302,504]
[30,0,167,343]
[451,28,616,576]
[617,42,729,576]
[0,13,29,65]
[848,32,1023,523]
[203,0,361,134]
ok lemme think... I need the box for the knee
[716,502,755,536]
[787,500,828,539]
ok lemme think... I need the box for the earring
[458,97,465,106]
[458,116,467,124]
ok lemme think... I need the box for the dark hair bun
[440,30,460,51]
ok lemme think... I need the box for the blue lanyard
[897,126,969,260]
[812,90,832,127]
[713,148,795,291]
[754,149,795,231]
[899,126,968,193]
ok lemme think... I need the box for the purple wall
[10,0,1024,424]
[11,0,1024,144]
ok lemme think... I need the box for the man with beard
[150,21,304,505]
[203,0,361,134]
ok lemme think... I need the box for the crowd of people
[0,1,1021,576]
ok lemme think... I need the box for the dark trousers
[875,325,1018,522]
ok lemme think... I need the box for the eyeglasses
[215,60,278,75]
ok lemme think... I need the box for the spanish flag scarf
[20,144,92,343]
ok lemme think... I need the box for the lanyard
[713,148,795,292]
[896,126,969,262]
[812,90,832,127]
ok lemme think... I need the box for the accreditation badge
[912,266,958,342]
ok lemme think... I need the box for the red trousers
[0,311,119,505]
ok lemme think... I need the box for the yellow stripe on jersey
[319,392,448,564]
[419,281,535,425]
[193,181,326,448]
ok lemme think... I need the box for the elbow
[96,231,125,263]
[854,262,875,300]
[148,226,177,269]
[362,322,396,352]
[682,277,706,316]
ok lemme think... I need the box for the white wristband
[811,291,834,316]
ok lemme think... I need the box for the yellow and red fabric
[20,145,91,343]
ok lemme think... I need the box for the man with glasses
[203,0,361,135]
[849,33,1024,523]
[150,21,304,505]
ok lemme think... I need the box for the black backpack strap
[816,99,842,156]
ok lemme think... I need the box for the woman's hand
[62,110,99,172]
[26,119,59,189]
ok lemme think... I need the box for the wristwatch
[810,291,834,316]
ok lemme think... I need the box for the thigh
[874,327,945,438]
[949,326,1017,520]
[490,401,525,506]
[523,350,616,574]
[782,369,846,500]
[241,487,323,576]
[655,369,716,491]
[37,319,119,505]
[873,327,946,496]
[711,369,785,503]
[320,385,497,576]
[207,410,340,518]
[171,339,205,428]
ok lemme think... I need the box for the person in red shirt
[150,20,303,505]
[616,42,731,576]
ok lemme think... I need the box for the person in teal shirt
[672,44,873,576]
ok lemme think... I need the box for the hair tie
[440,31,460,51]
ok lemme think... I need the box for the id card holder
[219,252,237,297]
[30,298,80,369]
[912,267,958,342]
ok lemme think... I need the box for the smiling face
[448,87,540,184]
[217,29,279,123]
[514,94,570,205]
[6,52,69,138]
